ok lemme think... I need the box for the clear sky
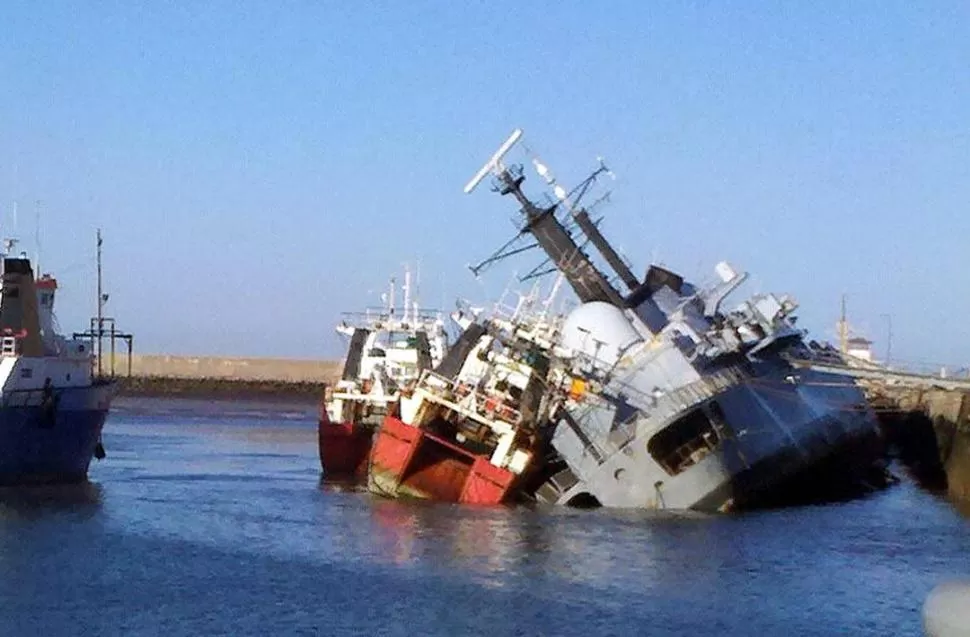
[1,2,967,367]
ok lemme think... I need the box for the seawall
[874,386,970,503]
[114,354,343,401]
[125,354,342,382]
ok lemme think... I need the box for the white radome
[560,301,643,367]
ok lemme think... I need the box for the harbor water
[1,397,968,636]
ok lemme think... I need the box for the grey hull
[539,367,882,511]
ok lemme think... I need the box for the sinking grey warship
[464,129,885,511]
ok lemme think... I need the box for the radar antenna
[463,129,523,194]
[466,134,617,280]
[462,129,627,307]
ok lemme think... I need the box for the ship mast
[402,265,411,324]
[96,228,104,376]
[387,276,396,318]
[72,230,134,379]
[528,153,639,293]
[463,129,625,307]
[838,293,848,355]
[413,262,421,325]
[34,200,41,277]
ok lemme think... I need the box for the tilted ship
[319,267,449,481]
[366,291,563,504]
[461,129,885,511]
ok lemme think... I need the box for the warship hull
[541,366,883,511]
[0,382,113,485]
[367,415,518,504]
[694,424,885,511]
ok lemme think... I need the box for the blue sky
[0,2,967,366]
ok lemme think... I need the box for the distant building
[846,336,874,362]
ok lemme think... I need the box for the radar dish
[463,129,523,194]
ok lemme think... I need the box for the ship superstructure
[463,129,884,511]
[319,267,450,480]
[366,285,564,504]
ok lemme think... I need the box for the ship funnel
[0,258,44,356]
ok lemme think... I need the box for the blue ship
[0,251,116,484]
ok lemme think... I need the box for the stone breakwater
[117,376,330,401]
[113,355,342,401]
[124,354,342,382]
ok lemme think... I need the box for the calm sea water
[0,397,967,636]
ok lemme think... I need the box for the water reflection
[359,496,729,594]
[367,498,423,566]
[0,481,103,520]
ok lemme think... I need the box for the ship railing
[646,366,746,426]
[559,375,662,466]
[329,390,400,404]
[564,364,749,468]
[565,337,682,393]
[629,366,747,446]
[412,369,524,431]
[343,308,445,326]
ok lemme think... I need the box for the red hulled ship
[319,268,449,482]
[366,293,565,505]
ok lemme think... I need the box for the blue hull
[0,386,113,485]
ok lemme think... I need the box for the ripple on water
[1,397,967,636]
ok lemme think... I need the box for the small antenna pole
[414,259,421,324]
[838,294,848,355]
[96,229,104,377]
[388,276,396,317]
[34,200,42,276]
[403,264,411,324]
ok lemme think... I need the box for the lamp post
[880,313,893,367]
